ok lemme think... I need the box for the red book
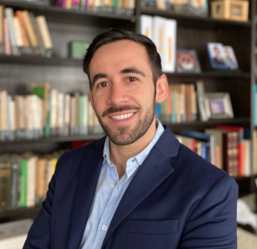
[216,125,244,176]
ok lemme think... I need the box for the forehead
[89,40,151,76]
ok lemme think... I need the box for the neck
[109,119,157,179]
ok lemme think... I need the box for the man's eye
[127,77,137,82]
[97,82,108,88]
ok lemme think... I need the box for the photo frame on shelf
[204,92,234,119]
[189,0,208,16]
[223,45,238,69]
[206,42,229,69]
[176,49,201,73]
[211,0,249,22]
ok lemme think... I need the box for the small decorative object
[189,0,208,16]
[223,45,239,69]
[204,92,234,119]
[206,43,229,69]
[211,0,249,22]
[68,41,90,59]
[176,49,201,73]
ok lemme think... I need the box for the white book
[5,8,19,55]
[26,155,37,207]
[57,92,64,136]
[163,19,177,72]
[50,89,58,136]
[153,16,167,70]
[140,15,153,40]
[64,94,70,136]
[13,17,23,48]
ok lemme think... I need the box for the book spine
[4,18,11,55]
[0,162,11,210]
[10,160,20,209]
[0,5,4,54]
[20,159,27,207]
[36,16,53,58]
[5,8,19,55]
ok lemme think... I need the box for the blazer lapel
[103,128,180,245]
[67,137,106,249]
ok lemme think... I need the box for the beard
[94,100,156,146]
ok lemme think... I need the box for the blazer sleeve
[22,153,65,249]
[179,175,238,249]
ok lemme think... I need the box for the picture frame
[176,49,201,73]
[204,92,234,119]
[211,0,249,22]
[206,43,229,69]
[189,0,208,15]
[223,45,238,69]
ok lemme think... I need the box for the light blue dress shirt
[79,120,164,249]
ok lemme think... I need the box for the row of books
[142,0,208,16]
[0,151,64,210]
[156,83,197,123]
[0,83,103,141]
[253,130,257,175]
[253,84,257,126]
[0,6,53,57]
[140,15,177,73]
[56,0,136,15]
[176,125,251,177]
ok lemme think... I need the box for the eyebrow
[120,67,146,77]
[91,67,146,87]
[91,73,107,87]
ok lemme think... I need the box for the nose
[107,82,129,106]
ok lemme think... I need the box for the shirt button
[109,183,115,188]
[102,225,108,231]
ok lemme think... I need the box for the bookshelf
[0,0,256,222]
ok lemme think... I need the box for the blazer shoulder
[175,143,237,187]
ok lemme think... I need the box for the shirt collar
[102,119,164,166]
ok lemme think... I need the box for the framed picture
[176,49,201,73]
[211,0,248,22]
[189,0,208,15]
[206,43,228,69]
[204,92,234,119]
[223,46,238,69]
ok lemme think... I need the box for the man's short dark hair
[83,29,163,89]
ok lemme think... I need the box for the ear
[155,74,168,103]
[89,90,95,111]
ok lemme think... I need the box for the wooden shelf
[141,8,251,29]
[0,134,104,145]
[0,1,136,25]
[0,55,83,66]
[165,71,251,78]
[0,206,41,219]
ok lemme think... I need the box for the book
[163,19,176,73]
[9,155,21,209]
[15,10,32,55]
[4,18,11,55]
[21,10,40,56]
[36,15,53,58]
[5,8,19,55]
[123,0,135,15]
[0,5,4,53]
[20,158,28,207]
[31,82,50,137]
[0,156,11,210]
[30,12,45,57]
[182,130,215,165]
[140,15,153,40]
[195,80,207,121]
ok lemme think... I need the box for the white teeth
[112,113,134,120]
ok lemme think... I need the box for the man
[212,46,226,66]
[23,30,238,249]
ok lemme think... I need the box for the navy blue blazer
[23,127,238,249]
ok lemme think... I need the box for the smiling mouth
[111,112,135,120]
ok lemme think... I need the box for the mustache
[102,105,140,117]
